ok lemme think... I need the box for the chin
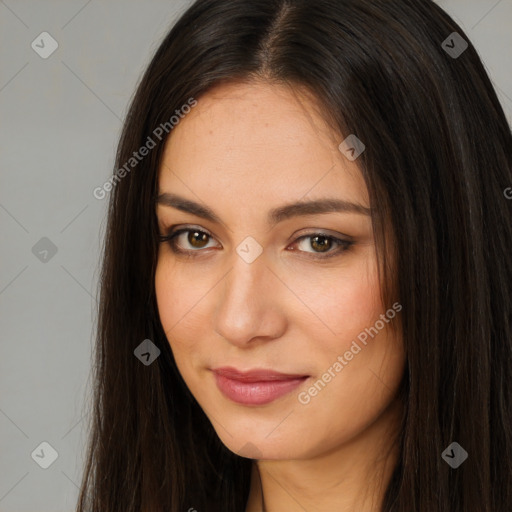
[212,425,306,460]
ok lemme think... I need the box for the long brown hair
[77,0,512,510]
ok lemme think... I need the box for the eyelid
[166,224,215,239]
[292,226,351,241]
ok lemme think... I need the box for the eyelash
[158,226,353,260]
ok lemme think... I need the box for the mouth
[211,366,310,406]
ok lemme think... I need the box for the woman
[77,0,512,510]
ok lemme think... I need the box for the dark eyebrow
[155,192,372,228]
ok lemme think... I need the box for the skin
[154,80,406,511]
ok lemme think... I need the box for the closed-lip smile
[211,366,309,405]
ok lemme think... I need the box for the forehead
[157,81,369,212]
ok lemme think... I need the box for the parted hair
[76,1,512,510]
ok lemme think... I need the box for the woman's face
[155,80,405,460]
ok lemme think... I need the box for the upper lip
[211,366,309,382]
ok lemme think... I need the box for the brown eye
[309,235,332,253]
[187,230,210,248]
[159,227,218,253]
[291,233,353,259]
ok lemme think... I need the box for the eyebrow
[155,192,372,228]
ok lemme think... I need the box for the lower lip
[213,373,308,405]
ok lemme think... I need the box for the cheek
[287,251,402,410]
[154,258,197,353]
[155,259,179,338]
[285,250,383,349]
[155,259,223,417]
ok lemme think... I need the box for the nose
[213,253,287,347]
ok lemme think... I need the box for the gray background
[1,1,511,510]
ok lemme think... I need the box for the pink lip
[212,367,309,405]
